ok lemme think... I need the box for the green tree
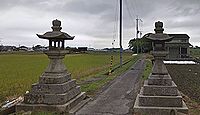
[128,34,152,53]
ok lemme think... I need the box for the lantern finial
[154,21,164,33]
[51,19,62,31]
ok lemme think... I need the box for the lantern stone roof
[168,34,190,40]
[143,33,190,41]
[146,21,173,42]
[36,19,74,40]
[37,31,74,40]
[147,33,173,41]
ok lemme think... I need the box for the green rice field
[0,52,135,103]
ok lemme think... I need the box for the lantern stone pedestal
[134,21,188,115]
[16,20,87,114]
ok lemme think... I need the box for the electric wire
[124,0,135,24]
[112,0,119,46]
[132,0,139,15]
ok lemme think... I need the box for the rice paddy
[0,52,135,103]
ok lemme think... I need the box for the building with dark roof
[166,34,191,59]
[143,33,191,59]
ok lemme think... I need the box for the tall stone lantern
[17,19,86,114]
[134,21,188,115]
[147,21,173,75]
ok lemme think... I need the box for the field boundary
[83,56,140,99]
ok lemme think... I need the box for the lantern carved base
[17,92,85,113]
[134,79,188,115]
[16,50,86,114]
[134,52,188,114]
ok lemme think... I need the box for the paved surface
[76,59,145,115]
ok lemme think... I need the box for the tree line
[128,33,152,53]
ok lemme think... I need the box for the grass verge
[142,59,152,80]
[80,55,140,96]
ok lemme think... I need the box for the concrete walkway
[76,59,145,115]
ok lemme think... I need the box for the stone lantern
[37,19,74,50]
[17,19,86,114]
[134,21,188,115]
[147,21,173,75]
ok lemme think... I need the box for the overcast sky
[0,0,200,49]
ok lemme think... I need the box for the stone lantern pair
[134,21,188,115]
[17,19,86,114]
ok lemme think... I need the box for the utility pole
[119,0,123,67]
[136,17,139,54]
[136,16,142,54]
[136,17,139,39]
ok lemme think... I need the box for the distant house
[78,47,87,53]
[0,45,16,52]
[166,34,192,59]
[33,45,48,51]
[66,47,78,53]
[18,46,28,51]
[87,48,95,51]
[143,33,191,59]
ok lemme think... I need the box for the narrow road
[76,59,145,115]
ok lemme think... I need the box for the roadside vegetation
[80,54,140,96]
[0,52,138,104]
[142,54,153,80]
[190,48,200,59]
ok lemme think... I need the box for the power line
[110,0,118,74]
[132,0,139,15]
[124,0,135,23]
[112,0,119,43]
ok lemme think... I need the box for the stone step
[65,92,86,112]
[134,94,188,115]
[148,74,172,86]
[39,72,71,84]
[31,79,76,94]
[69,97,91,115]
[16,92,86,114]
[138,94,183,107]
[143,81,178,96]
[24,86,81,105]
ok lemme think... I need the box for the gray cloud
[0,0,199,48]
[64,0,112,15]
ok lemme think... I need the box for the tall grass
[142,59,152,80]
[190,48,200,58]
[0,52,132,103]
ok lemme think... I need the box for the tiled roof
[168,34,190,40]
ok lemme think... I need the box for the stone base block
[148,74,172,86]
[24,86,81,105]
[39,72,71,84]
[138,94,183,107]
[134,94,188,115]
[32,79,76,94]
[143,81,178,96]
[16,92,86,114]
